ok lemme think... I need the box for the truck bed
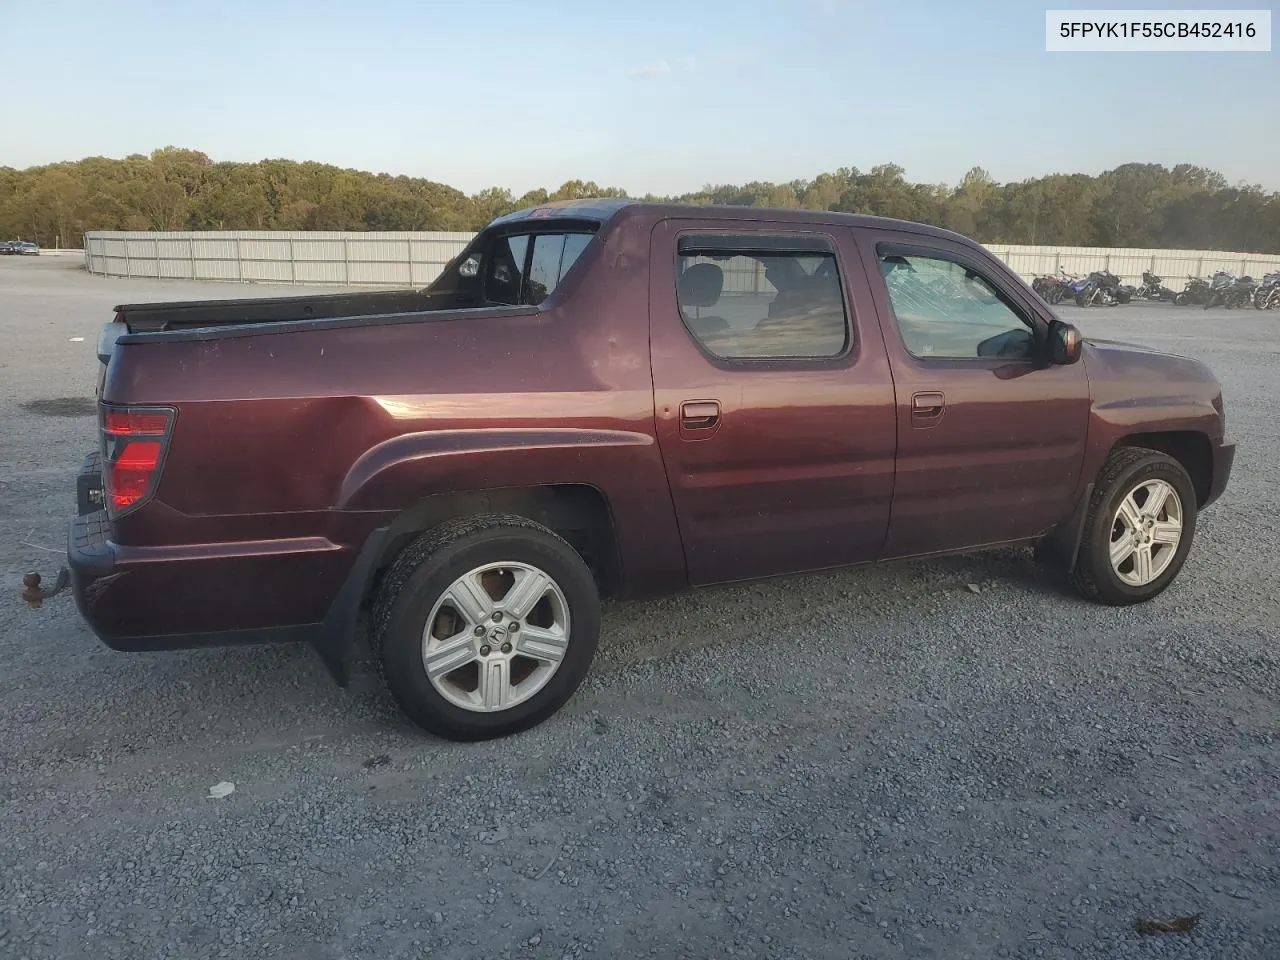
[113,288,442,334]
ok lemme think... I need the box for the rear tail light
[101,405,176,516]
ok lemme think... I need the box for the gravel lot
[1,256,1276,960]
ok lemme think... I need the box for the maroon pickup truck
[54,199,1234,741]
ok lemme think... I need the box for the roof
[487,197,637,226]
[485,198,970,245]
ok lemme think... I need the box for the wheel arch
[365,484,622,607]
[1113,431,1212,507]
[1039,429,1212,574]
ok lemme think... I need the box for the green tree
[0,149,1276,253]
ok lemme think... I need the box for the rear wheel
[1069,448,1197,605]
[373,514,601,741]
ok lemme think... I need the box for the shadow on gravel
[21,397,97,417]
[921,546,1085,601]
[19,546,1086,759]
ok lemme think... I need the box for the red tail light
[101,405,176,516]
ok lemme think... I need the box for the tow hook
[21,568,70,608]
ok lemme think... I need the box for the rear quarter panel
[101,213,687,600]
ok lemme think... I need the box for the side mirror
[1048,319,1082,364]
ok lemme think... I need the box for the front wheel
[1068,448,1197,605]
[373,514,601,741]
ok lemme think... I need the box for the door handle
[911,391,945,420]
[680,400,721,429]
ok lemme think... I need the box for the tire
[372,513,601,741]
[1068,447,1198,606]
[1075,294,1089,307]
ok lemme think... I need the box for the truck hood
[1082,336,1218,387]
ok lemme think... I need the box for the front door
[648,218,897,585]
[853,228,1091,559]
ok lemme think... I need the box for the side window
[526,235,564,305]
[559,232,592,278]
[486,231,594,306]
[484,235,529,305]
[674,240,849,360]
[878,251,1035,360]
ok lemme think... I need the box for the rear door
[648,217,896,585]
[853,227,1090,558]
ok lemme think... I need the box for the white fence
[988,245,1280,288]
[83,231,475,287]
[83,230,1280,290]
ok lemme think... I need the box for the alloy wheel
[1109,479,1183,586]
[420,561,570,712]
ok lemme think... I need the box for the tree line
[2,147,1277,253]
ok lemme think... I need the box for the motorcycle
[1072,270,1131,306]
[1065,273,1100,305]
[1203,271,1239,309]
[1032,270,1074,305]
[1223,276,1257,310]
[1174,275,1211,305]
[1134,271,1178,302]
[1253,272,1280,310]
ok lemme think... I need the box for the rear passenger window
[675,237,849,359]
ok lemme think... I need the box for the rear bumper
[1204,436,1236,509]
[65,449,389,685]
[67,509,345,652]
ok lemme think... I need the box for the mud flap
[311,527,390,687]
[1035,483,1094,571]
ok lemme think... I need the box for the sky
[1,0,1276,195]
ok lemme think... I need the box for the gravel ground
[1,256,1276,960]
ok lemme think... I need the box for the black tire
[1068,447,1198,606]
[372,513,601,741]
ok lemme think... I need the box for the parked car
[13,240,41,255]
[0,241,16,255]
[41,199,1235,741]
